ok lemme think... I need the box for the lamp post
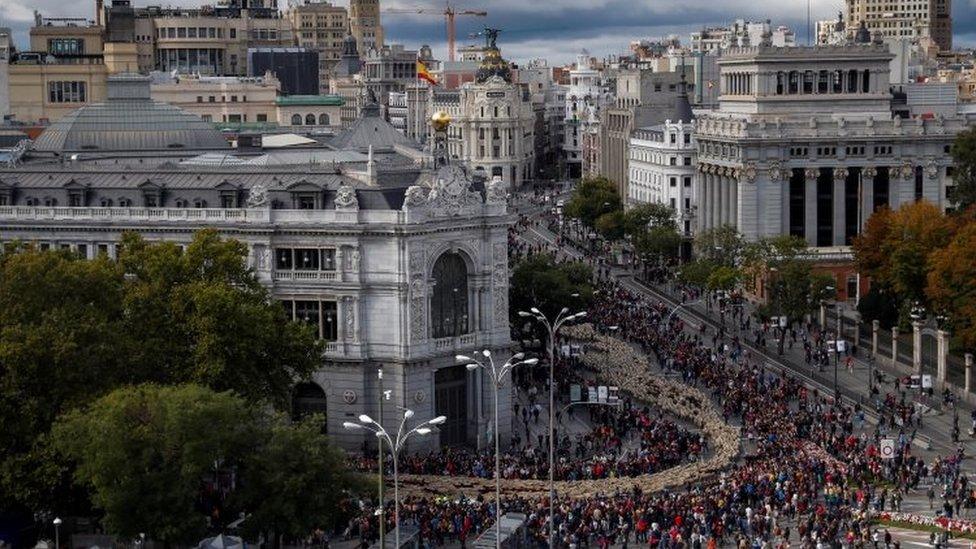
[344,410,446,549]
[517,306,587,549]
[52,517,61,549]
[661,299,702,334]
[457,350,539,549]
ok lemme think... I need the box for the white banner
[880,438,896,459]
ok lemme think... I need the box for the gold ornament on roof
[431,111,452,132]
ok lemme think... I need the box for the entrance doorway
[434,365,468,445]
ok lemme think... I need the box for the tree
[236,415,363,546]
[594,210,626,240]
[927,222,976,349]
[0,248,128,513]
[53,384,257,544]
[634,226,683,260]
[623,203,677,234]
[118,230,323,406]
[509,254,593,324]
[0,230,324,515]
[694,226,745,269]
[853,202,956,307]
[563,177,622,228]
[54,385,361,546]
[950,126,976,210]
[677,259,717,288]
[706,266,741,293]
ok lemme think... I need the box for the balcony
[432,332,479,351]
[272,270,338,282]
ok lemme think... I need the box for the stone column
[696,173,706,234]
[861,167,876,232]
[712,174,722,229]
[804,168,818,247]
[891,327,899,366]
[832,168,847,246]
[966,353,973,395]
[730,178,739,228]
[912,320,923,374]
[936,329,950,384]
[722,175,731,226]
[872,320,880,356]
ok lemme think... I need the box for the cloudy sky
[2,0,974,63]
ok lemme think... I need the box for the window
[283,300,338,341]
[818,70,829,93]
[683,176,692,187]
[208,96,216,103]
[257,114,268,122]
[294,249,320,270]
[291,114,302,125]
[68,193,83,207]
[175,198,188,208]
[669,157,677,166]
[48,38,84,55]
[296,194,316,209]
[220,194,236,208]
[305,114,316,125]
[100,198,113,207]
[193,198,207,208]
[43,197,58,207]
[48,81,87,103]
[670,177,677,187]
[431,253,469,338]
[318,113,330,125]
[229,28,237,39]
[275,248,337,271]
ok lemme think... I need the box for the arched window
[291,382,328,425]
[847,69,859,93]
[193,198,207,208]
[118,198,132,207]
[291,113,302,125]
[175,198,188,208]
[787,71,799,94]
[775,72,785,95]
[305,113,316,126]
[43,197,58,207]
[100,198,113,207]
[25,197,37,206]
[430,252,469,338]
[318,113,330,126]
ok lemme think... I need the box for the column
[872,320,880,356]
[966,353,973,395]
[861,168,875,232]
[936,329,950,384]
[912,320,923,374]
[804,170,817,248]
[721,176,731,226]
[832,169,846,247]
[891,327,899,367]
[712,174,722,229]
[730,178,738,228]
[696,174,706,234]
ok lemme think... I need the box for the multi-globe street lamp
[456,350,539,548]
[517,306,586,549]
[343,409,446,549]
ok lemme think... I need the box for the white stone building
[430,37,536,189]
[694,43,973,250]
[564,51,608,178]
[0,75,513,452]
[690,20,796,54]
[628,118,697,236]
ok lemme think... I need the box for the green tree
[509,254,593,323]
[0,248,128,513]
[594,210,626,240]
[118,230,322,406]
[706,266,741,293]
[950,126,976,210]
[694,226,745,268]
[53,384,257,544]
[237,415,364,546]
[677,259,717,288]
[927,222,976,349]
[623,203,677,234]
[563,177,622,228]
[634,225,683,260]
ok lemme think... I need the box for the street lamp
[457,350,539,549]
[517,306,586,549]
[52,517,62,549]
[343,409,446,549]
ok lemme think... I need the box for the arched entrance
[430,252,469,339]
[291,382,328,428]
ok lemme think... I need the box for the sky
[1,0,974,64]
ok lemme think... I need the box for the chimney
[95,0,104,26]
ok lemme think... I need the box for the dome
[33,74,229,154]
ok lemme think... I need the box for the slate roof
[329,102,416,151]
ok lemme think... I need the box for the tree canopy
[53,384,360,545]
[0,230,322,516]
[950,126,976,210]
[927,222,976,349]
[563,177,622,229]
[510,254,593,323]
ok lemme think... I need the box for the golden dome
[431,111,451,131]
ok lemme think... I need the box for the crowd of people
[331,208,974,548]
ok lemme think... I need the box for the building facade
[149,72,280,125]
[564,52,607,178]
[0,74,512,451]
[628,119,697,235]
[846,0,952,50]
[694,44,970,252]
[285,0,348,90]
[349,0,384,55]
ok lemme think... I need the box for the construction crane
[383,3,487,62]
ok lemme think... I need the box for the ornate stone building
[694,43,973,301]
[0,75,512,451]
[430,31,536,189]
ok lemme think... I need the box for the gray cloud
[2,0,972,62]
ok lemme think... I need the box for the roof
[33,75,229,153]
[261,133,318,148]
[276,95,345,107]
[329,104,416,151]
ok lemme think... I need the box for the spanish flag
[417,59,438,86]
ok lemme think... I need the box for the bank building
[0,73,513,451]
